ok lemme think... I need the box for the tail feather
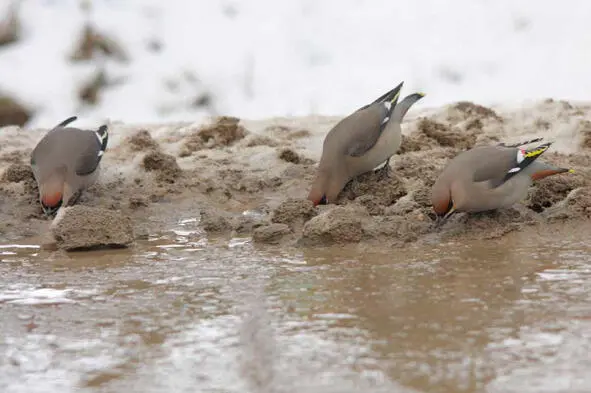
[357,81,404,112]
[377,81,404,106]
[499,137,544,148]
[55,116,78,129]
[502,142,552,182]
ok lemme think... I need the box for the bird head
[36,170,66,216]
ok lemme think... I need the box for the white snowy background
[0,0,590,128]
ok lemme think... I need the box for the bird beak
[42,204,60,216]
[434,204,457,228]
[443,205,457,221]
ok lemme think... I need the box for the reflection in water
[1,222,591,393]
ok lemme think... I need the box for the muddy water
[1,220,591,393]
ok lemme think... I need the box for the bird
[30,116,109,215]
[431,139,574,224]
[307,82,425,206]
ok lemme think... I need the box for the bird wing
[471,143,552,188]
[470,147,517,183]
[339,104,391,157]
[75,126,108,176]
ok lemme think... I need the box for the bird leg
[374,158,391,179]
[64,190,82,207]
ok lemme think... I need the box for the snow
[0,0,590,128]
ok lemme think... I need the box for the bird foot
[65,190,82,207]
[374,163,391,179]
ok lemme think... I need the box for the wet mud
[1,100,590,249]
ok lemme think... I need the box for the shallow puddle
[1,220,591,393]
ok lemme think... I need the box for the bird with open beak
[30,116,109,215]
[307,82,425,206]
[431,139,574,224]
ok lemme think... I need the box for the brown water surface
[1,220,591,393]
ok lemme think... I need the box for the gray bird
[30,116,108,215]
[431,139,573,223]
[307,82,425,206]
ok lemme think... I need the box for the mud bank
[1,100,590,248]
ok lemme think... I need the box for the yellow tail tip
[568,169,575,174]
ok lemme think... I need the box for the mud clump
[394,154,444,188]
[142,151,182,183]
[451,101,503,122]
[128,196,149,209]
[443,208,536,240]
[398,134,433,153]
[2,163,33,183]
[526,175,584,213]
[127,130,160,151]
[271,198,316,231]
[0,96,32,127]
[253,223,291,245]
[233,213,269,235]
[412,186,432,208]
[200,208,233,233]
[278,148,301,164]
[301,205,367,246]
[69,24,128,62]
[545,187,591,221]
[244,134,279,148]
[340,171,406,206]
[49,206,134,251]
[365,215,432,245]
[180,116,247,156]
[354,194,385,215]
[417,118,477,150]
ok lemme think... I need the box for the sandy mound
[127,129,160,151]
[271,198,316,231]
[142,151,182,183]
[253,223,291,245]
[301,205,367,246]
[1,99,590,248]
[49,206,134,251]
[179,116,247,157]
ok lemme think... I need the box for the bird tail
[375,81,404,107]
[55,116,78,129]
[95,125,109,156]
[357,81,404,112]
[502,141,552,182]
[499,137,544,148]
